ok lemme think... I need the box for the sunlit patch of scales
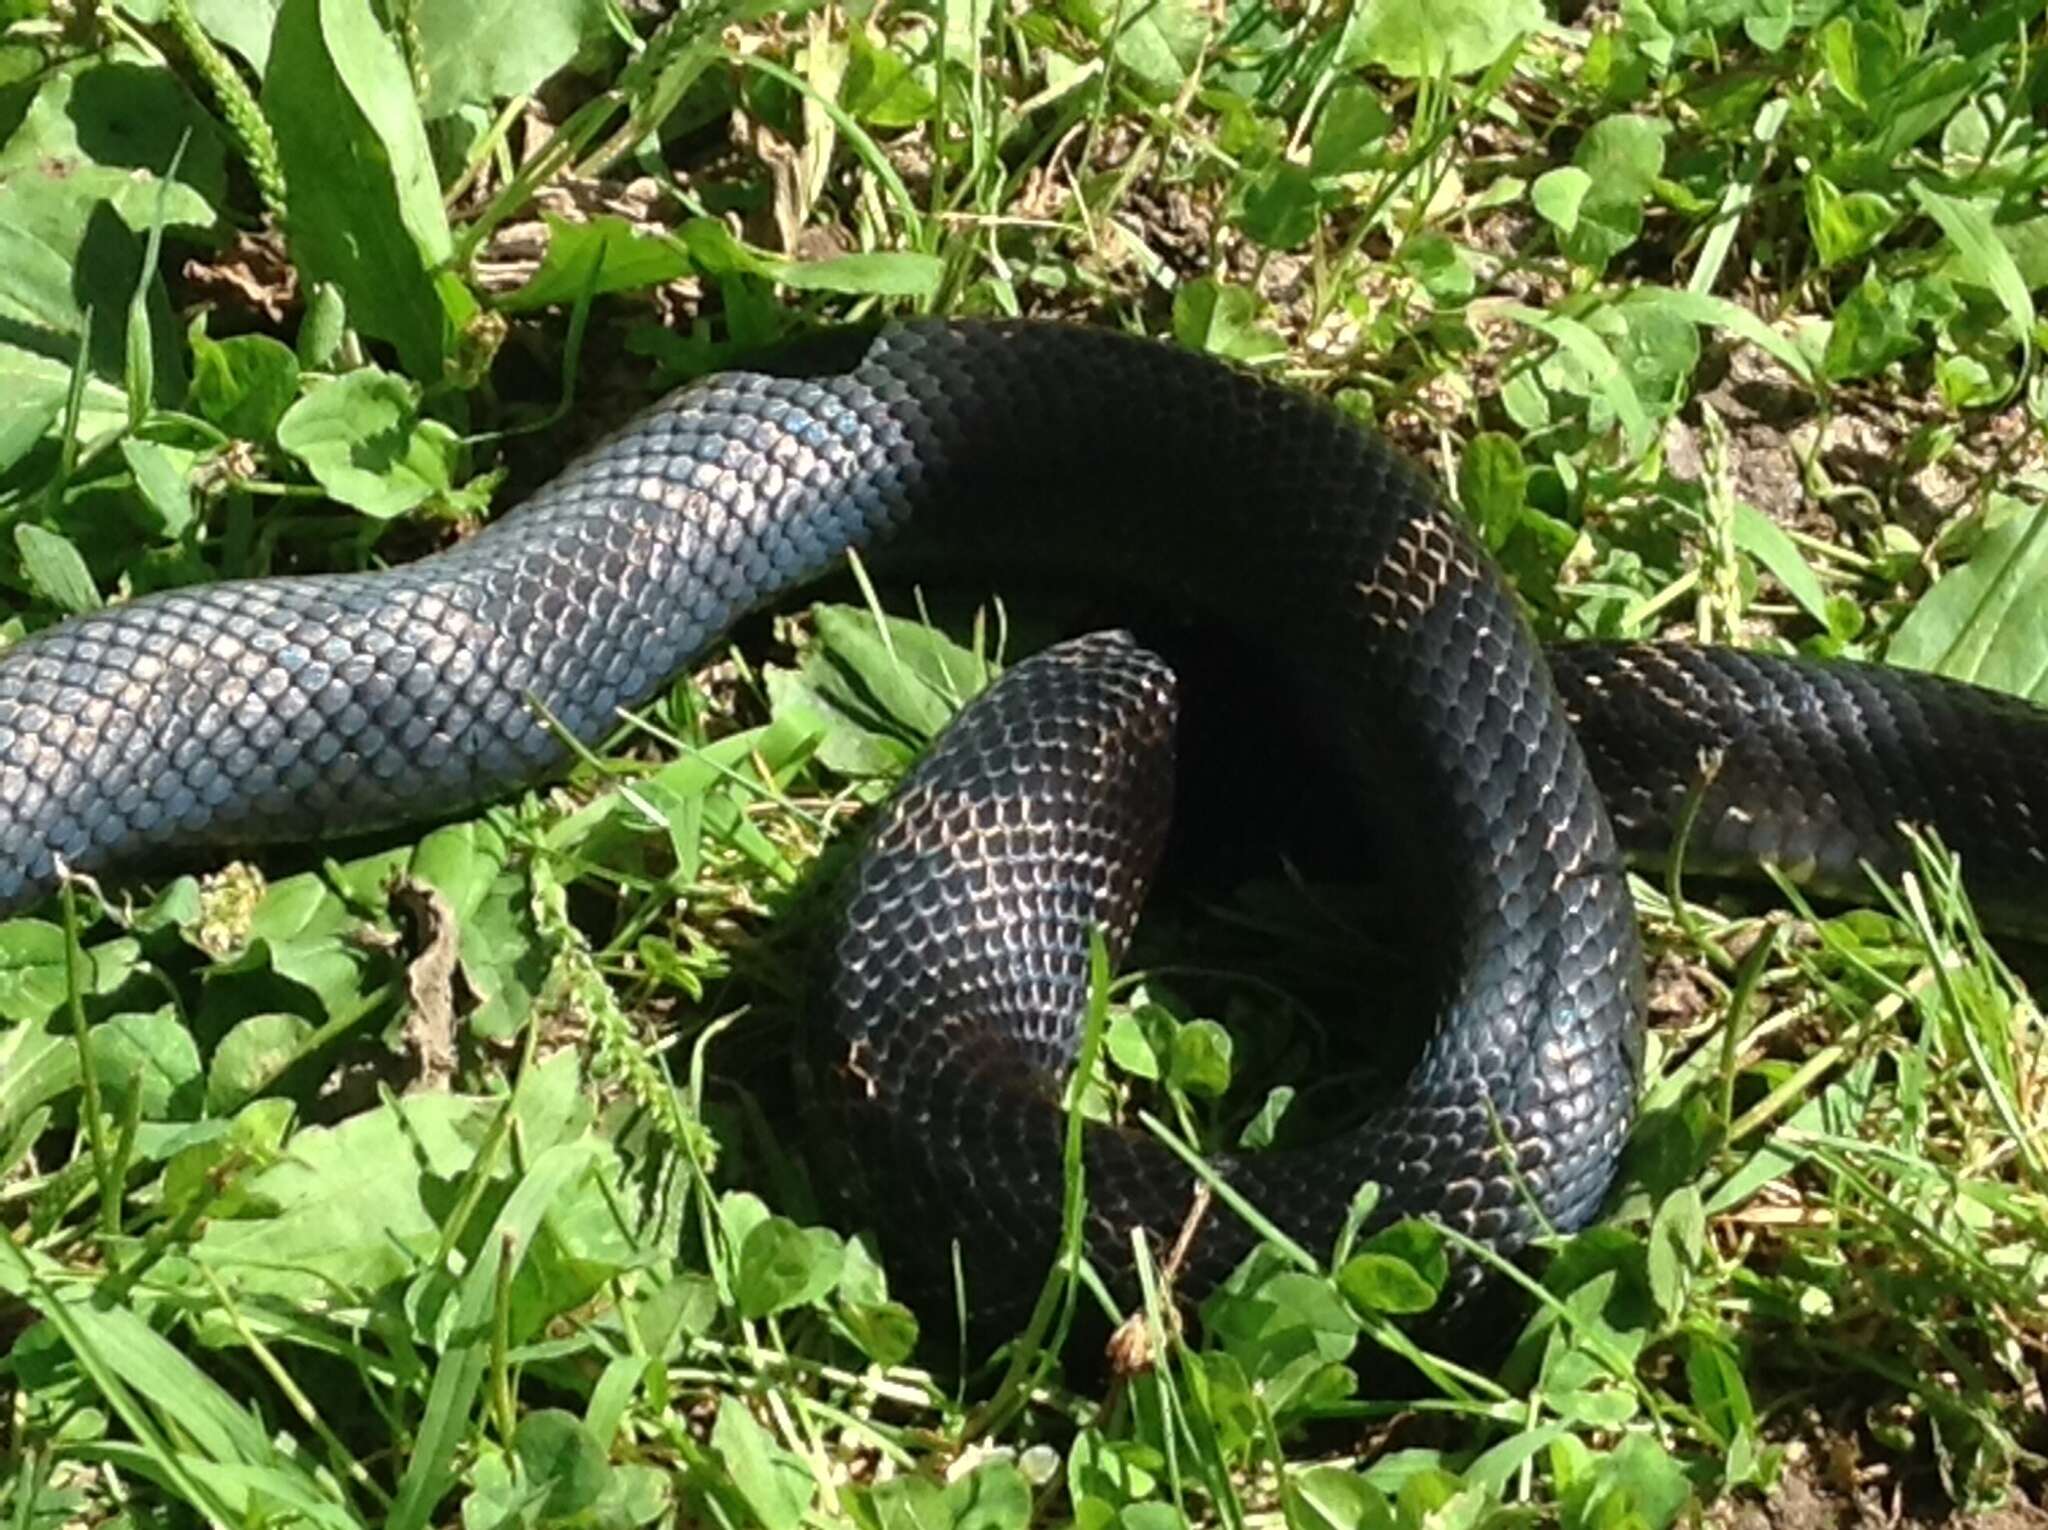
[1353,514,1489,632]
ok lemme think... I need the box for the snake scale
[4,320,2045,1343]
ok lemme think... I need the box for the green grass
[3,0,2048,1526]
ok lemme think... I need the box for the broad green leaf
[275,368,459,518]
[298,281,348,367]
[735,1216,844,1318]
[763,665,910,776]
[942,1462,1031,1530]
[1890,501,2048,702]
[1937,353,1999,408]
[87,1008,203,1120]
[1173,278,1284,362]
[0,58,225,233]
[0,923,138,1024]
[1991,216,2048,290]
[1551,1378,1641,1429]
[1069,1427,1160,1511]
[1818,15,1901,110]
[1238,1085,1296,1150]
[195,1094,504,1298]
[1867,56,1980,162]
[1941,98,1997,164]
[1400,232,1475,302]
[192,0,284,70]
[773,250,944,298]
[0,346,127,467]
[844,33,936,128]
[188,326,302,440]
[1583,115,1667,203]
[840,1299,918,1367]
[678,217,777,279]
[459,1449,523,1530]
[709,1398,813,1530]
[510,1410,607,1521]
[1563,114,1667,269]
[938,0,994,67]
[676,218,940,299]
[1628,286,1816,387]
[1458,432,1529,549]
[1741,0,1795,51]
[1645,1184,1704,1321]
[1201,1264,1358,1416]
[509,1047,595,1161]
[1105,1012,1163,1082]
[0,391,61,474]
[413,0,609,119]
[1501,303,1654,456]
[1730,503,1829,625]
[1168,1019,1232,1098]
[265,0,454,377]
[1912,181,2036,351]
[1686,1332,1757,1448]
[454,868,545,1042]
[1342,0,1541,77]
[1532,166,1592,234]
[15,524,101,613]
[1466,1427,1576,1497]
[1287,1466,1395,1530]
[1336,1253,1437,1315]
[1106,0,1207,98]
[1604,295,1695,419]
[120,439,199,536]
[719,1189,772,1251]
[1582,1433,1694,1525]
[219,871,377,1017]
[1822,274,1958,382]
[497,214,692,312]
[592,1464,671,1529]
[1804,175,1895,267]
[207,1013,315,1112]
[803,604,991,748]
[1235,160,1320,251]
[0,1026,78,1143]
[1309,82,1391,177]
[866,1465,1032,1530]
[320,0,451,265]
[0,170,185,404]
[1359,1219,1446,1293]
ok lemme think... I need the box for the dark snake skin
[2,320,2044,1340]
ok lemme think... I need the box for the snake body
[3,321,2044,1339]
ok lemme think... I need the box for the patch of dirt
[1711,1452,2048,1530]
[1685,340,2048,551]
[1121,182,1214,282]
[1810,390,2047,546]
[1643,947,1720,1031]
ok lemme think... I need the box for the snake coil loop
[3,321,2044,1346]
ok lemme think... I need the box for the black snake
[4,321,2044,1342]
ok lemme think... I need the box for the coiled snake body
[4,321,2045,1339]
